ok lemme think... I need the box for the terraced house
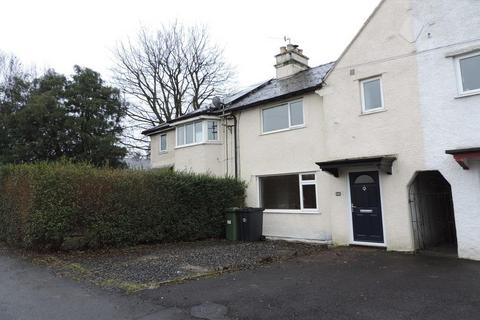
[143,0,480,260]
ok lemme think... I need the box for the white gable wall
[320,0,425,251]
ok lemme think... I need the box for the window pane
[302,184,317,209]
[195,121,203,142]
[290,101,304,126]
[208,120,218,140]
[460,55,480,91]
[363,79,383,111]
[160,134,167,151]
[260,175,300,210]
[354,174,375,184]
[177,126,184,146]
[301,174,315,181]
[185,123,194,144]
[263,104,289,132]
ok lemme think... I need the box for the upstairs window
[361,77,384,113]
[456,52,480,95]
[207,120,219,141]
[176,120,219,147]
[185,122,195,145]
[262,100,304,133]
[159,134,167,152]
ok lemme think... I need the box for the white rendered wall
[150,122,226,177]
[150,130,176,169]
[235,93,333,242]
[412,0,480,260]
[320,0,425,252]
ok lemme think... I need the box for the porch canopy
[316,155,397,178]
[446,147,480,170]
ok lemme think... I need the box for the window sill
[455,91,480,99]
[261,125,305,136]
[360,108,387,116]
[263,210,321,215]
[175,141,222,150]
[158,151,168,155]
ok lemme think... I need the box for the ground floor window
[259,173,318,212]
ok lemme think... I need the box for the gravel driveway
[25,240,325,292]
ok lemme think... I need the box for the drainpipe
[231,114,238,180]
[217,97,239,180]
[224,113,238,180]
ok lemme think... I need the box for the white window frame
[261,99,304,134]
[159,133,167,153]
[258,172,319,214]
[455,51,480,96]
[207,120,220,141]
[299,173,318,212]
[360,76,385,114]
[175,119,220,148]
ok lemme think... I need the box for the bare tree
[112,22,233,152]
[0,52,34,109]
[0,52,23,91]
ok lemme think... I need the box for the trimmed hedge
[0,162,245,250]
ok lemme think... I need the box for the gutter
[225,85,323,113]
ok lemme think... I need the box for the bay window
[185,122,195,144]
[207,120,218,141]
[176,119,220,147]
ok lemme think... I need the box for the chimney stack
[274,44,309,78]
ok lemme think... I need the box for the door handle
[351,204,357,209]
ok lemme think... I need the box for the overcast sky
[1,0,381,88]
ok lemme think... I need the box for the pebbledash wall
[319,0,424,252]
[412,0,480,260]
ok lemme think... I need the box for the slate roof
[223,80,270,104]
[226,62,334,110]
[141,122,172,136]
[142,105,220,135]
[142,62,335,135]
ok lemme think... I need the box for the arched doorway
[409,171,457,256]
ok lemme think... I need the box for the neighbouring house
[411,0,480,260]
[143,0,480,261]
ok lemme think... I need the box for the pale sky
[1,0,381,88]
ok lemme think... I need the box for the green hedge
[0,162,245,250]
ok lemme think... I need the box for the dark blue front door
[349,171,384,243]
